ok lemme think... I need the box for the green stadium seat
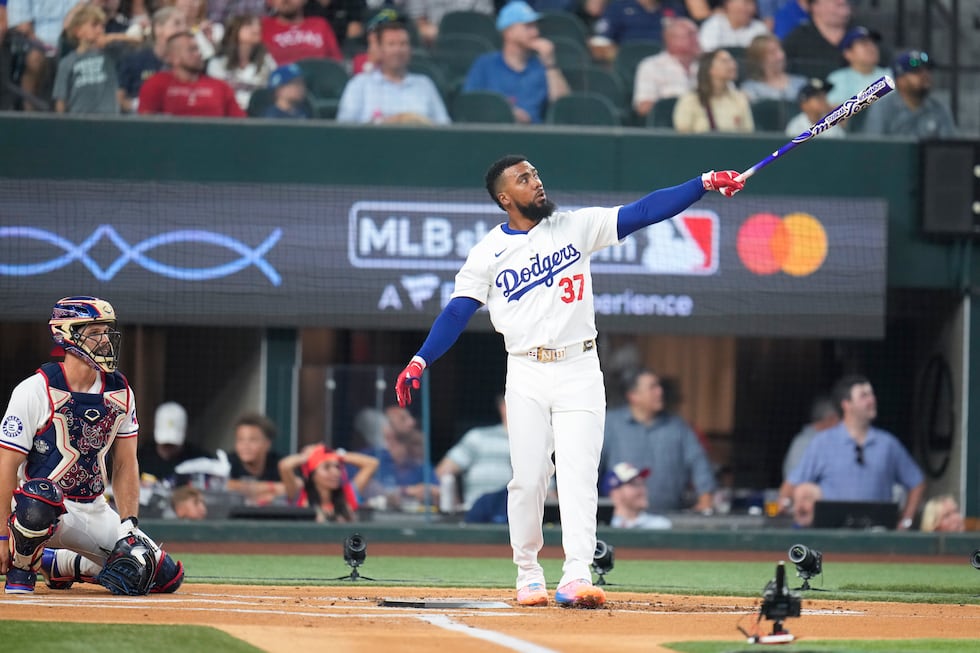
[614,40,661,94]
[646,96,678,128]
[439,10,501,48]
[552,35,592,70]
[547,92,621,126]
[434,33,496,80]
[451,91,515,123]
[295,58,349,102]
[751,99,797,132]
[562,64,628,112]
[537,11,589,43]
[408,58,452,103]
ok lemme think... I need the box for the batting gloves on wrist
[701,170,744,197]
[395,356,426,407]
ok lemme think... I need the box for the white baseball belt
[521,339,596,363]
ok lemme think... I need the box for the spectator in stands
[262,61,311,117]
[920,494,965,533]
[406,0,493,49]
[784,78,842,138]
[826,26,888,106]
[304,0,364,48]
[225,412,286,505]
[463,1,568,124]
[780,374,925,530]
[859,49,956,139]
[362,406,440,510]
[171,484,208,519]
[601,368,716,513]
[208,0,267,26]
[6,0,86,108]
[118,6,187,113]
[590,0,691,63]
[464,486,508,524]
[782,0,851,80]
[140,401,214,482]
[673,48,753,133]
[350,7,402,75]
[261,0,341,64]
[698,0,769,52]
[1,0,8,45]
[435,394,511,510]
[52,4,119,113]
[336,19,449,124]
[770,0,808,39]
[139,31,246,116]
[606,462,672,529]
[97,0,129,34]
[739,33,805,103]
[632,16,699,120]
[206,14,276,111]
[172,0,223,60]
[782,395,840,480]
[279,444,379,522]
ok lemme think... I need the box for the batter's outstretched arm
[617,172,743,240]
[395,296,482,407]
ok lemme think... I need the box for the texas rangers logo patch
[2,415,23,439]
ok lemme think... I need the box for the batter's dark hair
[831,374,870,416]
[485,154,528,210]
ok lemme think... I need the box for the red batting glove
[701,170,744,197]
[395,356,426,407]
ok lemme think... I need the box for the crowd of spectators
[0,0,958,136]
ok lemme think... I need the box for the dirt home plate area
[3,544,979,653]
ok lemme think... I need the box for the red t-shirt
[261,15,342,65]
[138,71,246,117]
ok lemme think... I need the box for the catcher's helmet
[49,296,122,373]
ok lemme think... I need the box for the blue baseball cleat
[4,567,37,594]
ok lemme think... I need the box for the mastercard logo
[736,213,828,276]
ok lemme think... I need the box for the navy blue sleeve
[415,296,482,365]
[616,177,707,240]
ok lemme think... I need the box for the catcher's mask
[49,296,122,373]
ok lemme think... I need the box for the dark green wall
[0,114,969,290]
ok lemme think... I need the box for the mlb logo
[640,210,718,275]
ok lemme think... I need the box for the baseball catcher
[1,296,183,595]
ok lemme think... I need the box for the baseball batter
[395,156,743,608]
[0,296,183,594]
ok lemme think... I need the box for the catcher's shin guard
[8,479,67,571]
[41,549,99,590]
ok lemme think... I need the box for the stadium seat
[439,11,501,48]
[614,40,661,95]
[434,33,496,80]
[751,99,797,132]
[408,58,451,103]
[562,64,628,114]
[451,91,515,123]
[295,58,349,119]
[547,92,621,126]
[551,35,592,70]
[537,11,589,44]
[646,96,678,128]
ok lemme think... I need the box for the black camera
[761,561,802,621]
[788,543,822,588]
[971,549,980,570]
[592,540,615,585]
[344,533,367,567]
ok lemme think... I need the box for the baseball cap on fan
[268,63,303,90]
[604,462,651,491]
[798,78,833,103]
[496,1,540,31]
[892,49,932,77]
[154,402,187,446]
[839,26,881,52]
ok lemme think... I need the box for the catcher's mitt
[97,533,158,596]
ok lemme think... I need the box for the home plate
[379,599,511,609]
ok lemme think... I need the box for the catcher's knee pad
[9,479,66,570]
[150,552,184,594]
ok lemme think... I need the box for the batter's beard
[516,197,556,223]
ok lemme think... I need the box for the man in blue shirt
[593,0,687,47]
[601,367,716,514]
[781,374,925,529]
[337,19,449,124]
[462,1,568,124]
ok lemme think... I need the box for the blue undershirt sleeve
[415,296,482,365]
[617,177,707,241]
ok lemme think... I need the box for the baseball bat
[735,75,896,183]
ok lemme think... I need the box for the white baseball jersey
[451,206,622,353]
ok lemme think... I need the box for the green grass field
[3,553,978,652]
